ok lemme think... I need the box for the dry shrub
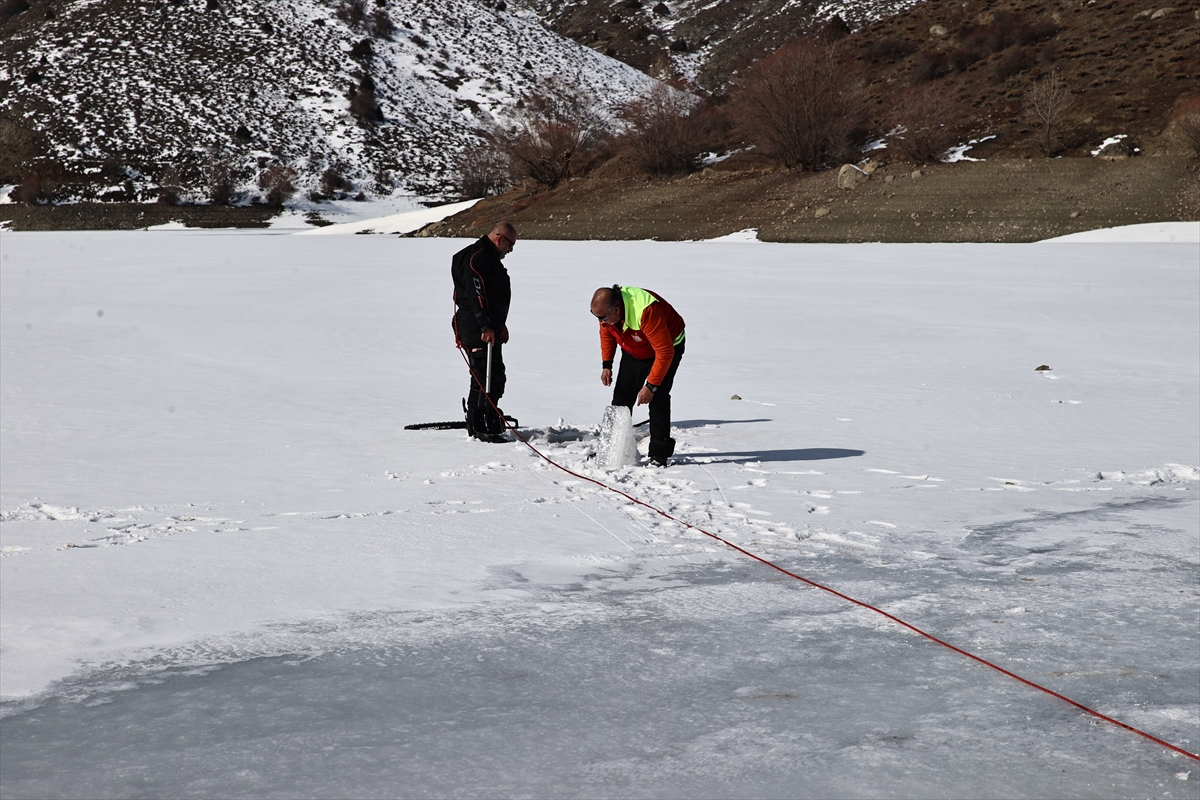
[349,75,384,124]
[8,172,44,204]
[889,84,970,163]
[455,143,512,197]
[206,156,240,205]
[336,0,366,26]
[991,46,1035,82]
[349,38,373,62]
[958,12,1058,59]
[490,77,612,187]
[914,14,1060,83]
[913,48,951,83]
[947,47,979,72]
[731,39,865,170]
[819,15,850,44]
[861,37,915,62]
[321,166,353,199]
[957,23,1006,59]
[258,164,297,207]
[1171,96,1200,157]
[155,166,182,205]
[370,9,394,39]
[1025,70,1074,156]
[620,83,722,176]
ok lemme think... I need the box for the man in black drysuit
[451,221,517,442]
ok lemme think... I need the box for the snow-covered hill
[0,0,658,202]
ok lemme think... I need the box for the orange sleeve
[599,323,618,364]
[640,304,676,386]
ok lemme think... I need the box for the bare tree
[619,82,720,175]
[1025,70,1074,156]
[731,39,865,170]
[1171,95,1200,157]
[454,141,513,197]
[206,155,241,205]
[491,77,612,187]
[889,83,971,163]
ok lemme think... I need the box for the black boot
[467,391,508,442]
[648,437,676,467]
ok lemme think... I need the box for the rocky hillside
[427,0,1200,242]
[0,0,657,203]
[846,0,1200,160]
[512,0,924,89]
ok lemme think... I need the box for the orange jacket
[599,288,685,386]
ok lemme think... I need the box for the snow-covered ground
[1,232,1197,798]
[1043,221,1200,244]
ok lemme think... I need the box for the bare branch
[1024,70,1074,157]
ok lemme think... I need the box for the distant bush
[958,12,1058,58]
[619,82,722,176]
[349,75,384,124]
[861,37,916,62]
[991,46,1035,83]
[947,47,979,72]
[455,143,513,198]
[206,156,241,205]
[320,166,353,199]
[731,39,865,170]
[913,49,951,83]
[155,167,182,205]
[370,9,394,39]
[913,14,1059,83]
[957,22,1005,59]
[336,0,367,26]
[258,164,297,207]
[1171,96,1200,157]
[888,84,970,163]
[371,169,394,194]
[489,77,612,187]
[8,172,45,204]
[349,38,373,62]
[819,15,850,44]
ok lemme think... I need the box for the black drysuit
[451,236,511,436]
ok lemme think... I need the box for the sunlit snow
[1,231,1197,797]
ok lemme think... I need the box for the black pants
[466,342,505,436]
[612,341,684,461]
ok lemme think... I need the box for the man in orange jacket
[590,284,686,467]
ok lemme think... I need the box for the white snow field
[1,232,1197,799]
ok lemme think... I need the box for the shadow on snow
[685,448,865,464]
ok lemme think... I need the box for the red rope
[453,340,1199,763]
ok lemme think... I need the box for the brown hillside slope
[430,0,1200,242]
[848,0,1200,159]
[425,156,1198,243]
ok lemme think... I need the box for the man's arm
[598,323,618,386]
[454,247,493,335]
[639,305,676,388]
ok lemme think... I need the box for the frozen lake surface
[1,232,1197,798]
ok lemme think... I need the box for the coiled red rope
[454,340,1199,763]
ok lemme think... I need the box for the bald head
[590,286,623,324]
[487,221,517,258]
